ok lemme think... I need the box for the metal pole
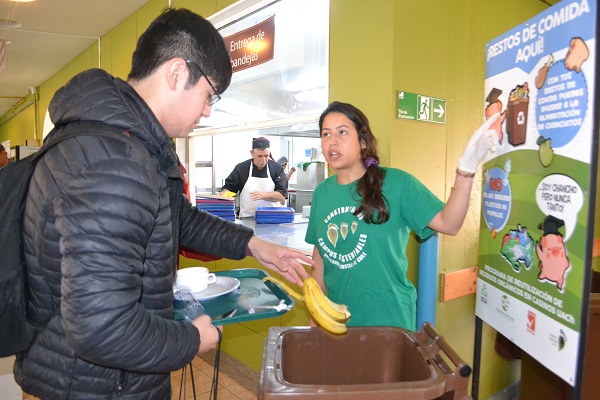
[472,316,483,400]
[417,234,439,329]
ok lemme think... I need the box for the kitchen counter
[236,213,313,255]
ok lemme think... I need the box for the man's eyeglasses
[185,60,221,106]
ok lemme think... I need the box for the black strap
[179,327,222,400]
[179,361,197,400]
[190,361,197,399]
[178,364,185,399]
[34,121,139,164]
[209,328,223,400]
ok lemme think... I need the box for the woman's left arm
[429,113,501,235]
[428,170,474,235]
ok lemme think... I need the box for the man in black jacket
[15,8,311,400]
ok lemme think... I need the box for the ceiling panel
[0,0,151,117]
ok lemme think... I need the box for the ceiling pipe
[0,95,33,127]
[0,96,26,111]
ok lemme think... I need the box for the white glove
[457,113,501,174]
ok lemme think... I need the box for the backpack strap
[34,121,141,163]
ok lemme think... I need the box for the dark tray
[199,268,295,326]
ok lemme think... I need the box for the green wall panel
[137,0,170,36]
[329,0,394,167]
[100,32,113,74]
[110,14,137,81]
[0,103,35,145]
[221,320,270,372]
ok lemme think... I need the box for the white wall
[0,357,21,400]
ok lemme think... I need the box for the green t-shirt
[305,168,444,330]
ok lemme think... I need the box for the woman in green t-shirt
[305,101,499,330]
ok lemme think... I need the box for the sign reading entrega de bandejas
[223,15,275,73]
[475,0,597,386]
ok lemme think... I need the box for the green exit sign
[397,91,446,124]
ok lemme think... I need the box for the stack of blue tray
[255,207,295,224]
[196,194,236,221]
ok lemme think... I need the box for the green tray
[199,268,295,326]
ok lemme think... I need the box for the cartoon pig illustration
[564,37,589,73]
[536,215,570,291]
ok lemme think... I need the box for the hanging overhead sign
[224,15,275,73]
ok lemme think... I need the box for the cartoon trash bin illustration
[506,82,529,146]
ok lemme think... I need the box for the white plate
[192,277,241,300]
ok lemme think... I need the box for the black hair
[318,101,389,224]
[128,8,232,94]
[252,137,270,150]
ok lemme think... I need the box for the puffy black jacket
[14,69,254,399]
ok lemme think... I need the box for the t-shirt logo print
[319,206,368,270]
[327,221,359,247]
[327,223,338,246]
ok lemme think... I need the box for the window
[198,0,329,130]
[184,0,329,199]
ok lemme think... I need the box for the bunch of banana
[262,276,351,335]
[220,191,237,198]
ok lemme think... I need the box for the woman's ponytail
[355,156,389,224]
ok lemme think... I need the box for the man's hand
[250,191,286,204]
[247,237,312,285]
[249,191,266,201]
[191,314,223,354]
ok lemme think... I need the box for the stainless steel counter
[237,214,313,255]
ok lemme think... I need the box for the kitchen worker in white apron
[220,137,287,217]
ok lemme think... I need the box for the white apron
[239,163,283,218]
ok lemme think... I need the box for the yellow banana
[217,191,236,198]
[261,276,304,302]
[303,277,350,323]
[262,275,350,335]
[303,280,347,335]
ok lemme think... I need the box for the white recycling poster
[476,0,597,385]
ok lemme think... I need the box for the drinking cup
[173,287,205,322]
[175,266,217,293]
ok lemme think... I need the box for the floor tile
[171,357,257,400]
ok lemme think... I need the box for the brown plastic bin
[258,323,472,400]
[506,98,529,146]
